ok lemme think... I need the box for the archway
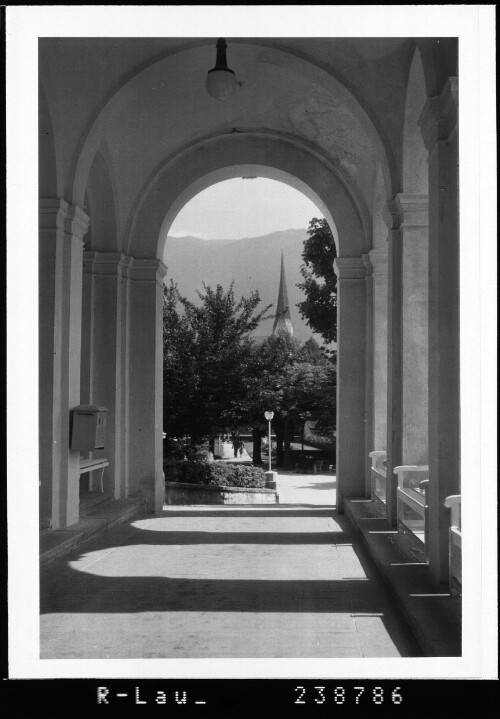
[129,133,367,261]
[128,132,371,512]
[58,38,397,517]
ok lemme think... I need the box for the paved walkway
[40,474,422,658]
[219,439,253,463]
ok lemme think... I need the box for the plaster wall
[85,255,129,498]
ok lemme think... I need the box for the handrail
[369,450,386,459]
[444,493,462,596]
[444,494,461,530]
[394,464,429,560]
[369,450,387,474]
[394,465,429,474]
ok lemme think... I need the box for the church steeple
[272,250,293,336]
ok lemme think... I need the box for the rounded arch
[84,145,118,252]
[39,80,58,197]
[70,40,393,226]
[159,165,339,253]
[127,132,368,261]
[402,48,429,194]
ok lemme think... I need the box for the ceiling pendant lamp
[206,37,238,100]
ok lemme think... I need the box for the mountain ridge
[163,228,329,346]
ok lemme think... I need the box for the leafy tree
[163,280,272,446]
[242,332,302,464]
[296,217,337,344]
[244,331,336,468]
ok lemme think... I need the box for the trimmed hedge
[164,460,266,488]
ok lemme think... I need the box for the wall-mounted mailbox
[71,405,109,451]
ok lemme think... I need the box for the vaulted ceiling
[39,37,456,251]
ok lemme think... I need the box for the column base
[265,471,278,490]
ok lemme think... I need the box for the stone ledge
[40,498,146,566]
[344,498,461,657]
[165,481,279,505]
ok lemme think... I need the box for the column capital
[419,77,458,151]
[382,200,400,231]
[83,251,133,277]
[39,197,89,240]
[394,193,429,227]
[128,257,168,285]
[368,247,389,276]
[333,256,367,280]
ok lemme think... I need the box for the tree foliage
[296,217,337,344]
[163,280,271,442]
[163,279,337,468]
[243,331,336,467]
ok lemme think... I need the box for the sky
[168,178,323,240]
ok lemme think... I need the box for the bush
[164,460,266,488]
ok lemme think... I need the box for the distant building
[272,250,293,337]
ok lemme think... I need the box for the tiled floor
[40,474,422,658]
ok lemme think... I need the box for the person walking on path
[238,439,245,457]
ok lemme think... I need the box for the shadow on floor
[42,571,385,614]
[291,481,336,491]
[159,506,336,518]
[40,512,423,656]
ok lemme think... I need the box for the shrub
[164,460,266,488]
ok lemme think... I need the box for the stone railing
[369,450,387,505]
[444,494,462,597]
[394,464,429,561]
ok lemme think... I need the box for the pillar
[128,258,167,513]
[39,198,89,529]
[81,252,132,498]
[396,193,429,465]
[334,256,367,512]
[420,78,460,584]
[363,254,374,495]
[368,247,389,452]
[385,201,402,526]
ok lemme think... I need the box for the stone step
[40,498,146,567]
[79,491,113,517]
[344,498,461,657]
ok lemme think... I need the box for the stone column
[420,78,460,584]
[39,198,89,529]
[334,257,367,512]
[395,193,429,465]
[128,258,167,513]
[385,201,402,526]
[363,254,374,496]
[368,247,389,452]
[81,252,132,499]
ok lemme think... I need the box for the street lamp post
[264,411,274,472]
[264,411,277,493]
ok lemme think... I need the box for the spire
[272,250,293,336]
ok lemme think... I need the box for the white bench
[79,457,109,493]
[444,494,462,596]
